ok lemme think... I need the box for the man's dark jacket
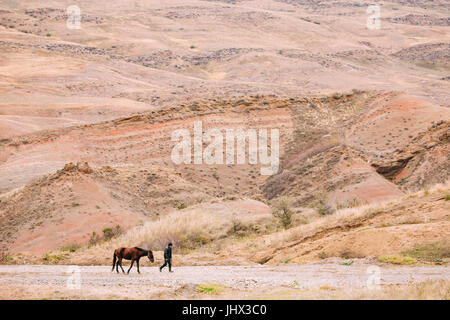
[164,247,172,260]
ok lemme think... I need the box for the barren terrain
[0,263,449,299]
[0,0,449,300]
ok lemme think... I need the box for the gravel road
[0,261,449,297]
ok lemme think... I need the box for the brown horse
[112,247,154,274]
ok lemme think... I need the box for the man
[159,242,173,272]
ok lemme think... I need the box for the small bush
[279,257,291,264]
[309,193,334,216]
[88,231,101,246]
[103,225,122,241]
[337,197,365,209]
[173,200,187,210]
[228,219,245,237]
[0,252,13,263]
[271,197,294,228]
[317,203,334,215]
[444,195,450,201]
[211,167,219,181]
[43,253,67,264]
[402,241,450,264]
[60,244,80,253]
[340,250,364,259]
[332,92,343,99]
[378,255,416,265]
[251,193,266,202]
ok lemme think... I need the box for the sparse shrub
[103,225,122,241]
[211,167,219,181]
[378,255,416,265]
[251,193,266,202]
[332,92,342,99]
[319,251,328,259]
[0,252,13,263]
[309,193,334,216]
[402,241,450,264]
[279,257,291,264]
[229,219,244,236]
[337,197,365,209]
[88,231,101,246]
[340,250,364,259]
[271,197,294,228]
[43,253,67,264]
[60,244,80,253]
[318,203,334,215]
[377,223,390,228]
[292,213,309,225]
[173,200,187,210]
[444,195,450,201]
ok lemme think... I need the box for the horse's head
[147,250,154,263]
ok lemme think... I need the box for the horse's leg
[116,257,119,273]
[127,260,134,274]
[119,258,125,273]
[112,252,116,272]
[136,259,140,274]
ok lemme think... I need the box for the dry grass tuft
[378,255,416,265]
[402,240,450,264]
[68,203,272,263]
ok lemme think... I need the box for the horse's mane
[134,247,146,252]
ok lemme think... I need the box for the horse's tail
[112,252,117,272]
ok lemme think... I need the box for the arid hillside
[1,0,449,139]
[0,0,449,268]
[0,91,448,258]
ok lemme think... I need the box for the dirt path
[0,261,449,299]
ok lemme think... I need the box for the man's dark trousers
[160,246,172,271]
[160,258,172,271]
